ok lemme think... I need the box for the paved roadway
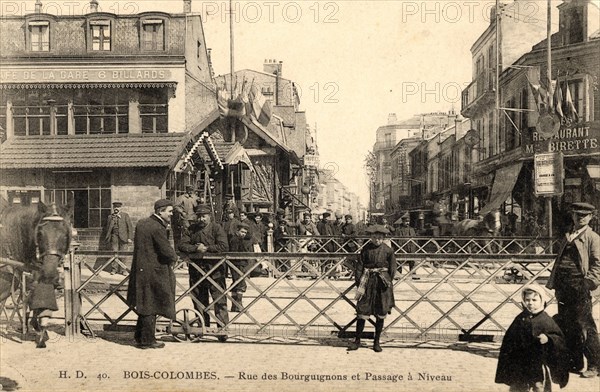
[1,329,600,392]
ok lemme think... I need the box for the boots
[373,318,384,353]
[348,319,365,350]
[231,292,243,312]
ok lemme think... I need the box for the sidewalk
[1,330,599,392]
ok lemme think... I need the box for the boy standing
[495,284,570,391]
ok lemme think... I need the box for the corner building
[0,1,219,236]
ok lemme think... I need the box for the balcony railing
[461,70,495,117]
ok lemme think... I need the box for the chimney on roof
[35,0,42,13]
[263,59,283,76]
[90,0,99,12]
[387,113,397,125]
[183,0,192,14]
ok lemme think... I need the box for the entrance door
[72,190,89,228]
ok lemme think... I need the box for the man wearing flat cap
[396,213,418,278]
[127,199,178,349]
[222,207,241,237]
[179,204,230,340]
[105,201,133,275]
[332,212,344,236]
[348,225,396,353]
[547,202,600,378]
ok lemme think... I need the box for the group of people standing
[123,191,599,390]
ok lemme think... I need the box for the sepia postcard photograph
[0,0,599,391]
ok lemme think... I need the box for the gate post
[63,242,81,340]
[267,223,274,253]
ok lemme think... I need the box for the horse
[0,201,73,348]
[452,209,502,254]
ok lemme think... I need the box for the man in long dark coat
[104,201,133,275]
[348,225,396,353]
[126,199,178,349]
[227,222,254,311]
[396,212,418,278]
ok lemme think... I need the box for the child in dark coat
[495,284,570,391]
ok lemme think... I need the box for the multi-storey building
[461,0,549,208]
[390,136,421,211]
[372,112,451,213]
[462,0,599,234]
[0,0,221,235]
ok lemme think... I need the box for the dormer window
[141,19,164,51]
[28,21,50,52]
[90,20,111,51]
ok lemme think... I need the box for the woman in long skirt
[349,225,396,352]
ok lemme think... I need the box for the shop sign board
[1,68,172,83]
[522,121,599,156]
[303,154,319,168]
[534,152,564,197]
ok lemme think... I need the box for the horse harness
[33,204,72,265]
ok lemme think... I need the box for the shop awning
[479,162,523,216]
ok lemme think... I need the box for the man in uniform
[547,202,600,378]
[179,204,229,340]
[173,185,199,251]
[104,201,133,275]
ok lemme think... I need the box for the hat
[322,212,331,218]
[365,224,390,235]
[521,283,549,306]
[303,212,312,217]
[335,212,343,219]
[112,201,123,207]
[401,212,410,220]
[236,222,250,230]
[571,202,596,215]
[225,207,235,214]
[344,214,353,220]
[194,204,212,215]
[154,199,173,210]
[185,185,194,191]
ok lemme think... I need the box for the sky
[3,0,577,204]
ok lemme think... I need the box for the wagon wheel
[168,308,205,342]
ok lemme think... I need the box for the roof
[0,133,188,169]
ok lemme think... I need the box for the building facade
[0,1,222,240]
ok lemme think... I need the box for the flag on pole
[553,78,564,118]
[216,84,231,118]
[527,79,548,113]
[248,84,272,127]
[564,81,579,122]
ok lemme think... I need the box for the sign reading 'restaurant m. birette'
[522,121,599,156]
[0,68,173,83]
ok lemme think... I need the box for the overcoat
[495,310,570,388]
[126,215,178,319]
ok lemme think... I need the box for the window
[29,21,50,51]
[565,79,587,121]
[141,19,164,51]
[90,21,111,51]
[140,88,168,133]
[0,90,6,142]
[73,89,128,134]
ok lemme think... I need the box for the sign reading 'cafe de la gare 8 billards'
[522,121,599,156]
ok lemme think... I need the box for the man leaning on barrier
[546,202,600,378]
[179,204,230,341]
